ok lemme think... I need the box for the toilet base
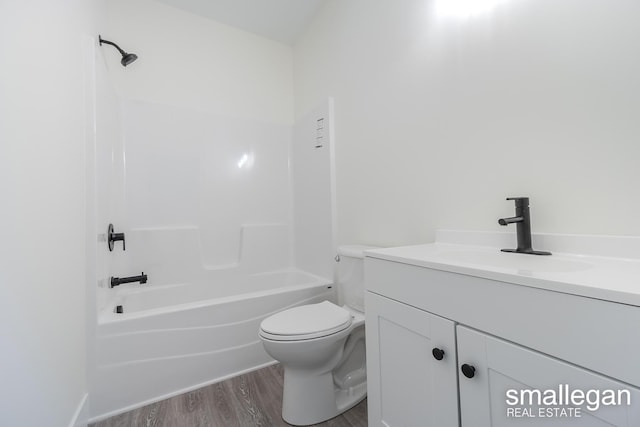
[335,381,367,414]
[282,369,366,426]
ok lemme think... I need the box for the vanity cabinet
[365,292,459,427]
[365,256,640,427]
[456,325,640,427]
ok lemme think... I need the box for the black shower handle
[108,223,126,251]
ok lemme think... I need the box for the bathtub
[91,269,335,421]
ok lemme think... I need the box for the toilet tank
[336,245,379,312]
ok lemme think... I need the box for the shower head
[99,35,138,67]
[120,52,138,67]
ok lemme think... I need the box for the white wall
[105,0,294,125]
[0,1,105,426]
[294,0,640,246]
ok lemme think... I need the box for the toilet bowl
[260,302,366,426]
[258,245,375,426]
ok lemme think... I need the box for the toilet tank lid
[337,245,380,259]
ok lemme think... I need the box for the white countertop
[365,232,640,307]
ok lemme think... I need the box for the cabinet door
[457,325,640,427]
[365,292,458,427]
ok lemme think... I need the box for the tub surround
[365,230,640,426]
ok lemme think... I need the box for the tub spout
[110,272,148,288]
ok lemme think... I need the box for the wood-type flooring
[90,364,367,427]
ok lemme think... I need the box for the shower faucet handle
[107,223,126,251]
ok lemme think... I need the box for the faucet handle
[506,197,529,207]
[107,223,126,251]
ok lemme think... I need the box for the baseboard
[69,393,89,427]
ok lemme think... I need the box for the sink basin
[434,250,593,273]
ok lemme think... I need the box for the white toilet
[259,245,374,426]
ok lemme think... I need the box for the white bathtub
[91,270,335,421]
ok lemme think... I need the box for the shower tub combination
[92,250,335,420]
[90,93,340,420]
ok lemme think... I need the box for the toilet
[259,245,375,426]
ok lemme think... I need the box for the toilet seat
[260,301,352,341]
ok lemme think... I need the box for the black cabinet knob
[461,364,476,379]
[432,348,445,361]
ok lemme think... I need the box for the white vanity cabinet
[365,255,640,427]
[365,292,459,427]
[457,326,640,427]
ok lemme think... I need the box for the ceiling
[154,0,326,45]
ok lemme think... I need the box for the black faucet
[498,197,551,255]
[110,272,148,288]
